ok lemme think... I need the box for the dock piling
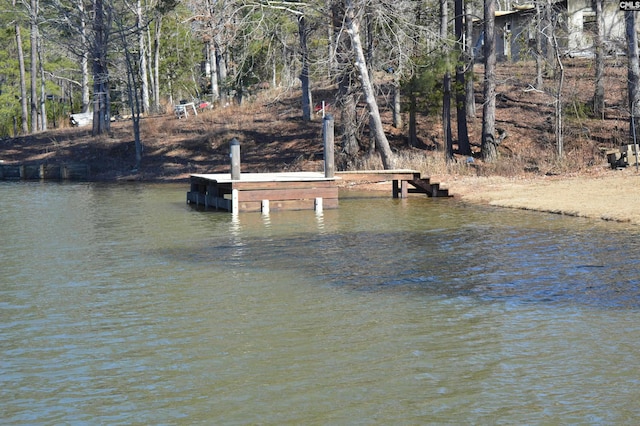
[230,138,241,180]
[323,115,335,178]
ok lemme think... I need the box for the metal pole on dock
[323,115,335,178]
[230,138,241,180]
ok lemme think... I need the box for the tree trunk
[216,41,227,104]
[332,0,358,167]
[38,36,47,131]
[441,0,452,161]
[464,0,475,121]
[341,87,359,165]
[299,15,312,121]
[365,6,376,153]
[91,0,111,135]
[345,0,394,169]
[328,14,336,78]
[440,0,448,41]
[153,19,163,112]
[408,88,417,147]
[552,33,564,157]
[535,0,543,89]
[481,0,498,162]
[209,42,219,103]
[544,0,555,79]
[392,76,402,129]
[443,72,453,161]
[78,0,90,113]
[593,0,605,119]
[626,11,640,142]
[30,0,38,133]
[137,0,150,114]
[455,0,471,155]
[14,0,29,135]
[117,16,143,169]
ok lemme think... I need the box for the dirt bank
[438,168,640,225]
[2,58,638,224]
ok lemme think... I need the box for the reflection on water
[1,182,640,424]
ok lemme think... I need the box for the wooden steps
[336,170,449,198]
[408,178,450,197]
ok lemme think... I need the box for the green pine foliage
[402,54,450,116]
[0,26,23,136]
[158,6,206,103]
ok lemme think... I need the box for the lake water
[2,181,640,424]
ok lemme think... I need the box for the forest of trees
[1,0,639,169]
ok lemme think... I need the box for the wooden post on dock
[230,138,241,180]
[323,115,335,178]
[231,189,239,214]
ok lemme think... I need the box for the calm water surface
[1,181,640,424]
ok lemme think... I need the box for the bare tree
[150,17,162,111]
[455,0,471,156]
[37,35,47,131]
[464,0,475,121]
[332,0,359,166]
[481,0,497,162]
[78,0,90,113]
[299,13,313,121]
[592,0,604,118]
[345,0,395,169]
[13,0,29,134]
[136,0,150,113]
[534,0,544,89]
[441,0,453,161]
[552,30,564,157]
[137,0,179,114]
[46,0,92,113]
[531,0,565,158]
[91,0,111,135]
[626,10,640,143]
[30,0,39,132]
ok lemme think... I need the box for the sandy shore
[438,168,640,225]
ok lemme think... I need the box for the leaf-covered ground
[0,59,631,183]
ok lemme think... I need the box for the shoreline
[338,167,640,226]
[438,168,640,225]
[3,159,640,225]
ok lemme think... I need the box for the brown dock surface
[187,172,339,213]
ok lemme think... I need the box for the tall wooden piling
[323,115,335,178]
[230,138,241,180]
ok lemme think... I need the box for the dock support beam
[392,180,408,198]
[231,189,239,213]
[230,138,241,180]
[323,115,335,178]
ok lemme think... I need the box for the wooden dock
[336,170,449,198]
[187,124,447,214]
[0,163,90,181]
[187,172,339,213]
[187,169,449,214]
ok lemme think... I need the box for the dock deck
[187,170,449,214]
[187,172,339,213]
